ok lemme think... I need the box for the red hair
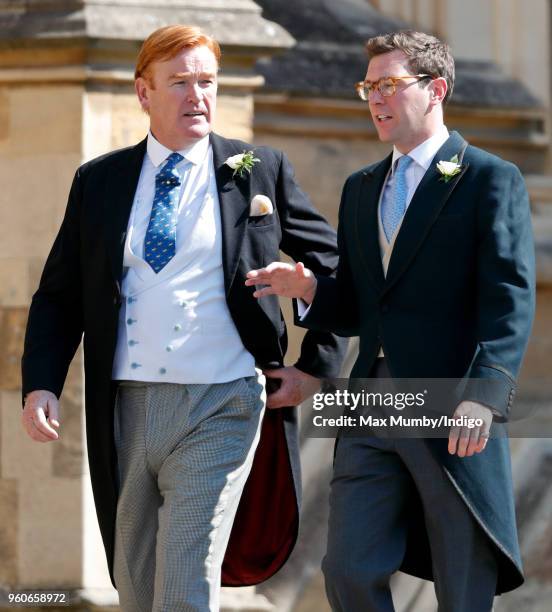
[135,25,221,83]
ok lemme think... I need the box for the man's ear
[135,76,151,113]
[428,76,447,106]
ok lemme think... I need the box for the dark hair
[366,30,455,105]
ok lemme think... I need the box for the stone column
[0,2,292,609]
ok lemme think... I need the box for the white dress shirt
[112,132,256,383]
[129,132,210,257]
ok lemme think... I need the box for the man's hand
[264,366,321,409]
[22,390,61,442]
[448,400,493,457]
[246,262,318,304]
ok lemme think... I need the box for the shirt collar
[391,124,450,174]
[147,131,210,168]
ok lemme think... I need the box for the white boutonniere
[225,150,260,179]
[250,194,273,216]
[436,154,462,183]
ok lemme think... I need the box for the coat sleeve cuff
[462,364,516,422]
[293,275,337,331]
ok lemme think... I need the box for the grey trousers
[322,361,498,612]
[113,375,265,612]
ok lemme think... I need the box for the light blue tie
[382,154,413,242]
[144,152,185,273]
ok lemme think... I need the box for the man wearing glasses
[247,30,535,611]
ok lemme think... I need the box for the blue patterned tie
[145,152,185,273]
[382,154,413,242]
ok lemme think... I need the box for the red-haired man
[22,24,346,612]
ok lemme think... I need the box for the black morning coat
[300,132,535,594]
[22,133,347,587]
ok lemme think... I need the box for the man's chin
[374,126,393,143]
[178,125,212,145]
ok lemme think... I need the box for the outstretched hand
[245,262,318,303]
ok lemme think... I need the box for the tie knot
[395,155,413,175]
[157,153,185,186]
[164,152,184,170]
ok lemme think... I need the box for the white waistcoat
[112,161,255,383]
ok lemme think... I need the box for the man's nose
[186,83,202,103]
[368,88,384,104]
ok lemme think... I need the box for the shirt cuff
[297,299,311,320]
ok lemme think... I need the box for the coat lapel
[210,133,251,295]
[354,155,391,291]
[104,138,147,286]
[383,131,469,294]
